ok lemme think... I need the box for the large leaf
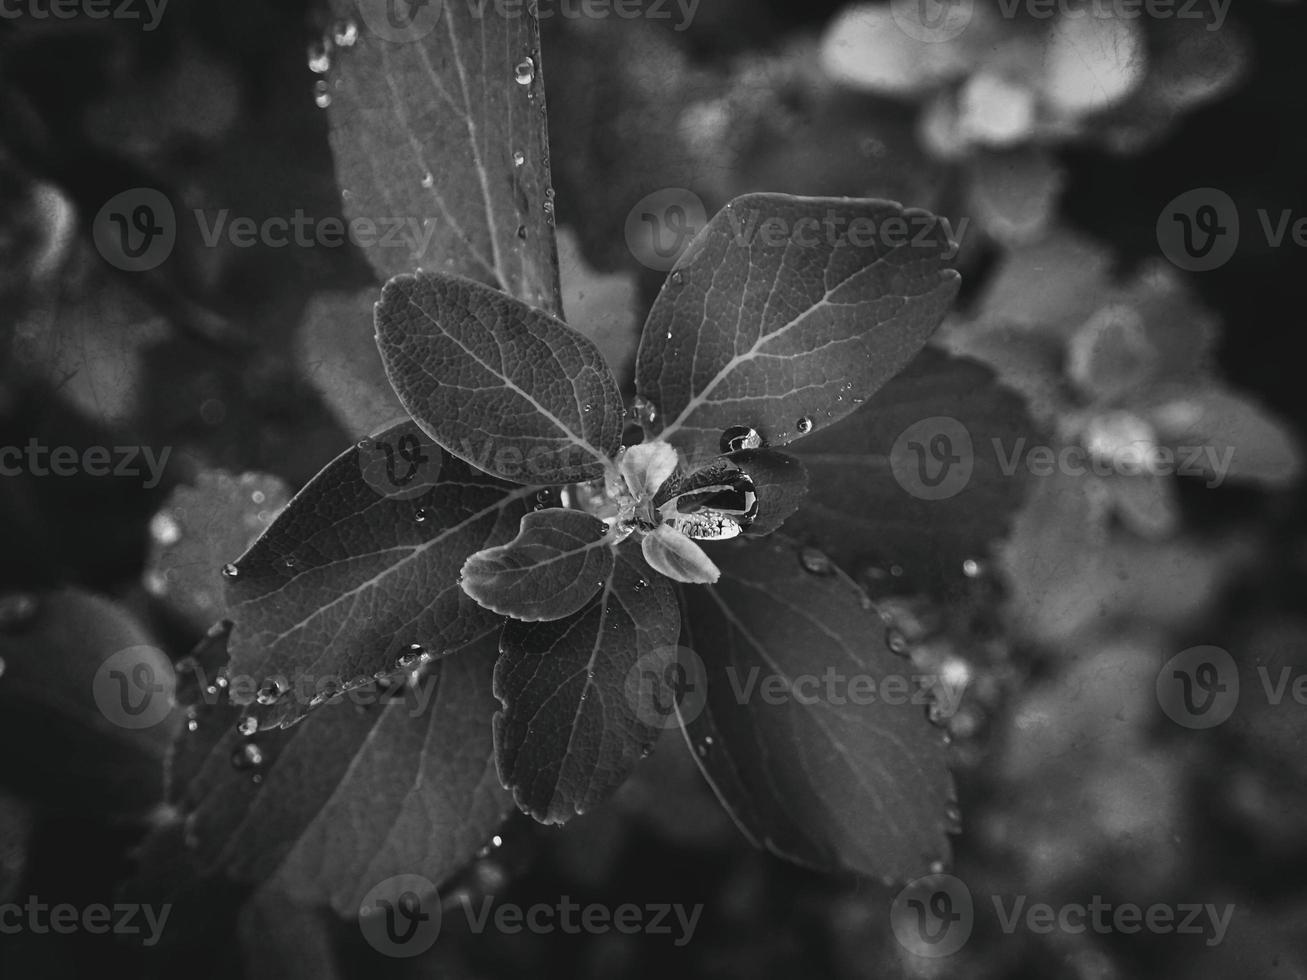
[140,633,510,917]
[786,346,1036,596]
[376,272,624,485]
[323,0,561,313]
[494,543,680,823]
[636,194,961,467]
[224,419,533,728]
[676,536,955,882]
[461,508,614,622]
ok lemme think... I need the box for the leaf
[0,589,178,816]
[461,508,614,622]
[494,543,680,823]
[635,193,961,467]
[786,346,1036,597]
[224,419,534,728]
[375,272,624,485]
[676,536,955,882]
[140,634,511,917]
[641,525,721,585]
[323,0,561,313]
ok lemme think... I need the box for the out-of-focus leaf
[676,536,955,882]
[145,471,292,631]
[494,543,679,824]
[787,347,1035,596]
[461,509,613,622]
[323,0,561,313]
[0,589,177,815]
[141,634,510,918]
[376,272,624,485]
[224,420,533,728]
[637,194,961,468]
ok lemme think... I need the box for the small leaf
[376,272,624,485]
[642,526,723,584]
[617,441,679,501]
[138,634,511,917]
[636,193,961,467]
[322,0,560,313]
[224,420,534,728]
[461,509,613,622]
[676,536,955,882]
[494,543,680,823]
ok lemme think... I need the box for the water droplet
[632,578,648,592]
[799,546,834,576]
[670,271,684,286]
[237,716,259,737]
[536,489,553,505]
[281,555,298,571]
[150,511,182,546]
[0,593,39,632]
[232,742,264,771]
[333,19,359,47]
[186,718,199,733]
[885,628,911,656]
[962,559,982,578]
[514,57,535,86]
[397,643,427,670]
[631,395,658,427]
[720,425,762,454]
[414,508,429,524]
[420,171,434,189]
[796,416,814,435]
[221,563,239,579]
[516,224,527,240]
[513,150,526,167]
[307,40,331,74]
[255,676,287,706]
[251,490,266,505]
[313,79,332,108]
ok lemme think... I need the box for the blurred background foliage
[2,0,1306,977]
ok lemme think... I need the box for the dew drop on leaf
[186,718,199,733]
[670,271,684,286]
[516,224,527,240]
[420,172,435,189]
[237,716,259,737]
[962,558,981,578]
[221,563,239,579]
[414,508,429,524]
[796,416,814,435]
[333,19,358,47]
[631,395,658,427]
[281,555,298,571]
[396,643,427,670]
[307,40,331,74]
[513,150,526,167]
[313,79,332,108]
[885,627,910,656]
[798,545,834,576]
[514,57,536,86]
[231,742,264,771]
[719,425,763,454]
[255,676,287,706]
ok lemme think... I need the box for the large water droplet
[799,546,834,576]
[514,57,535,86]
[0,593,39,632]
[255,676,287,706]
[796,416,814,435]
[397,643,428,670]
[720,425,762,454]
[307,40,331,74]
